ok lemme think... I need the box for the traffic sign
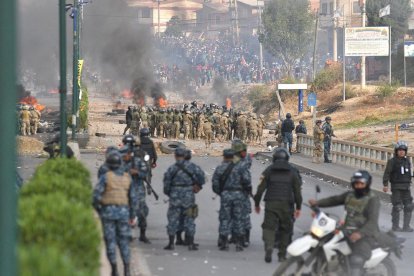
[308,92,317,107]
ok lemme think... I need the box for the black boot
[176,231,185,245]
[219,235,229,251]
[110,263,119,276]
[235,236,244,252]
[265,249,272,263]
[403,211,413,232]
[187,235,199,251]
[124,263,131,276]
[139,228,151,244]
[243,230,250,248]
[392,208,402,231]
[164,235,175,250]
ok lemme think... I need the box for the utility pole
[361,0,366,88]
[333,0,338,62]
[59,0,68,155]
[72,0,79,140]
[0,0,17,275]
[257,0,264,79]
[157,0,161,37]
[313,10,319,81]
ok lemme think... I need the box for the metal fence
[297,134,414,172]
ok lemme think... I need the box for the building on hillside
[128,0,203,34]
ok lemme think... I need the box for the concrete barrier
[297,134,414,172]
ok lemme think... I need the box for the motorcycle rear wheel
[366,257,396,276]
[273,256,306,276]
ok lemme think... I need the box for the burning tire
[160,141,186,154]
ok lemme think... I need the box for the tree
[366,0,411,44]
[262,0,314,77]
[165,16,184,37]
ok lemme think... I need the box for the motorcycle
[274,186,404,276]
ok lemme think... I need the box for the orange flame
[20,96,45,112]
[226,97,232,109]
[137,97,145,106]
[158,97,168,108]
[121,89,133,99]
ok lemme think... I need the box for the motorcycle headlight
[311,226,324,238]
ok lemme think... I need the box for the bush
[33,158,91,189]
[345,83,357,99]
[19,193,100,275]
[376,82,400,100]
[312,64,342,91]
[19,245,87,276]
[20,174,92,207]
[247,85,278,113]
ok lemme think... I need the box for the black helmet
[140,128,150,137]
[316,119,322,124]
[122,134,135,145]
[325,116,332,121]
[350,170,372,191]
[273,147,290,162]
[299,120,304,124]
[105,146,118,157]
[175,148,186,157]
[106,151,122,170]
[184,149,192,160]
[395,141,408,154]
[286,113,292,119]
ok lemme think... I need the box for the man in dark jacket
[310,170,380,276]
[383,141,413,232]
[281,113,295,154]
[123,106,133,135]
[295,120,307,153]
[254,147,302,263]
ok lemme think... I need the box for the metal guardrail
[297,134,414,172]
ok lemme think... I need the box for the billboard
[404,41,414,57]
[345,27,390,57]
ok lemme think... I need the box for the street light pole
[333,0,337,62]
[72,0,79,140]
[360,0,366,89]
[59,0,68,155]
[0,0,17,275]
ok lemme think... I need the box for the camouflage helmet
[22,105,29,110]
[231,139,247,153]
[316,119,322,125]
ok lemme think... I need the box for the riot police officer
[93,151,137,276]
[254,148,302,263]
[383,141,414,232]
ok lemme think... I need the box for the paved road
[18,154,414,276]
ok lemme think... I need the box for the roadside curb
[254,151,391,203]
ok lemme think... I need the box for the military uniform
[93,168,137,273]
[322,120,335,162]
[131,109,140,136]
[172,110,182,139]
[140,110,149,129]
[313,123,324,163]
[163,159,199,249]
[123,107,133,135]
[254,160,302,261]
[295,121,307,153]
[274,121,283,147]
[20,107,31,136]
[212,158,252,251]
[183,111,193,140]
[157,110,167,138]
[197,113,206,139]
[236,113,247,141]
[202,120,213,148]
[383,156,413,231]
[317,191,380,266]
[30,108,41,135]
[258,115,265,144]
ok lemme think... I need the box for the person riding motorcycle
[309,170,380,276]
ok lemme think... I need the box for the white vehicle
[274,187,404,276]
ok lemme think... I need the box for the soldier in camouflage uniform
[202,119,213,148]
[163,148,202,251]
[120,135,151,244]
[19,105,31,136]
[93,151,137,276]
[322,116,336,163]
[183,110,192,140]
[295,120,307,153]
[258,114,265,144]
[157,109,167,138]
[172,109,182,139]
[236,111,247,141]
[275,120,283,147]
[149,108,157,137]
[130,107,140,136]
[29,106,41,135]
[313,120,324,163]
[140,107,149,129]
[197,111,206,140]
[165,108,174,139]
[212,148,252,251]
